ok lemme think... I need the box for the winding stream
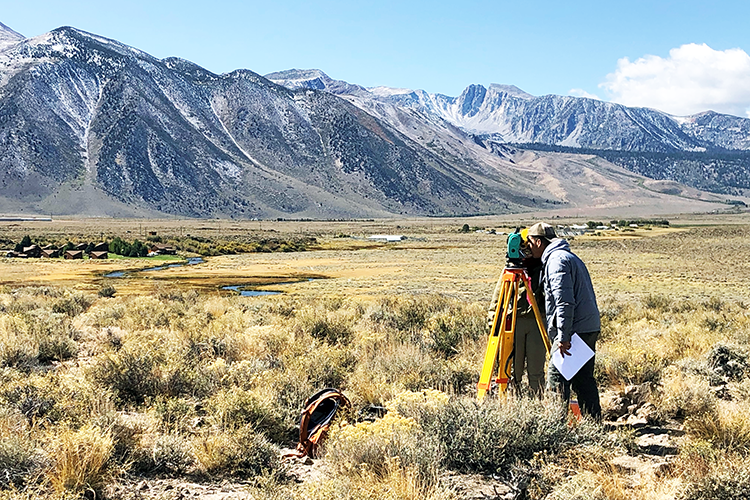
[221,278,317,297]
[104,257,204,278]
[104,258,320,296]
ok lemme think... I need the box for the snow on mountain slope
[0,22,744,218]
[268,69,750,153]
[0,22,24,51]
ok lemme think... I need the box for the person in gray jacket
[526,222,602,419]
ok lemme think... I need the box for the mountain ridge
[266,69,750,197]
[0,23,746,219]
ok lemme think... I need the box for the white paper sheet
[551,333,595,381]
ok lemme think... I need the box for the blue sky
[3,0,750,116]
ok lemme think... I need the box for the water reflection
[222,278,316,297]
[222,285,282,296]
[104,257,204,278]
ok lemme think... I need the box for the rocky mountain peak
[265,68,333,90]
[488,83,534,99]
[458,84,488,116]
[265,68,366,95]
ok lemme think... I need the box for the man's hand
[559,341,572,357]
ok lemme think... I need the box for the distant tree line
[108,237,149,257]
[4,234,317,258]
[14,235,33,253]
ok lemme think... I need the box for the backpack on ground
[290,388,351,459]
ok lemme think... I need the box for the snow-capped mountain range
[267,69,750,152]
[0,23,747,218]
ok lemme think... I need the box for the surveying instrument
[477,228,552,400]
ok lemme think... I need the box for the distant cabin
[92,242,109,252]
[149,244,177,255]
[89,251,108,260]
[73,243,88,251]
[64,250,84,260]
[41,249,61,258]
[23,245,41,258]
[368,235,406,242]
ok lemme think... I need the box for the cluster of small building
[490,223,642,238]
[3,242,178,260]
[4,242,110,259]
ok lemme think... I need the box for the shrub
[415,396,605,475]
[139,433,195,475]
[205,388,288,442]
[598,341,668,386]
[294,303,357,346]
[46,424,114,495]
[2,384,58,425]
[0,434,40,489]
[654,368,716,420]
[369,296,450,334]
[37,335,78,363]
[703,296,725,313]
[325,407,443,483]
[678,446,750,500]
[708,344,748,381]
[641,293,671,311]
[289,343,355,392]
[153,396,199,433]
[0,409,40,489]
[347,342,475,405]
[90,348,163,406]
[191,426,279,478]
[1,372,115,429]
[422,304,485,358]
[51,293,94,317]
[686,401,750,452]
[0,315,37,370]
[98,284,117,298]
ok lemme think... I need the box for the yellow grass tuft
[45,424,114,495]
[686,400,750,451]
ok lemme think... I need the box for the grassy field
[1,215,750,499]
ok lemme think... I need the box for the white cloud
[600,43,750,118]
[568,88,600,100]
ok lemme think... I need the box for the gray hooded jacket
[541,238,600,344]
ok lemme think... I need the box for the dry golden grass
[0,216,749,499]
[45,424,114,495]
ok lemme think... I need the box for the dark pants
[547,331,601,420]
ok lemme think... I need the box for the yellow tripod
[477,266,551,400]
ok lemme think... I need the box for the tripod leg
[477,277,509,399]
[496,274,519,393]
[478,270,520,399]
